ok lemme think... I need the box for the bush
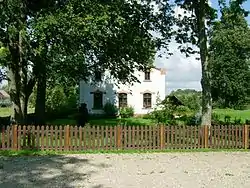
[148,109,173,124]
[142,113,154,119]
[103,102,118,117]
[46,86,78,119]
[246,119,250,125]
[184,115,201,126]
[174,106,191,117]
[119,106,134,118]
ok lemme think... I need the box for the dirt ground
[0,152,250,188]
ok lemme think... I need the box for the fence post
[65,125,70,151]
[12,125,18,150]
[116,125,122,149]
[244,125,249,150]
[160,124,165,150]
[204,125,208,148]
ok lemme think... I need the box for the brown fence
[0,125,249,151]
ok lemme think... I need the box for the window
[93,92,103,109]
[143,93,152,108]
[118,93,127,108]
[144,71,150,81]
[94,71,102,81]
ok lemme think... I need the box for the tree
[209,2,250,109]
[170,89,202,111]
[0,0,68,124]
[174,0,216,126]
[1,0,175,124]
[33,0,175,124]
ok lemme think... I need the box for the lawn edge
[0,149,249,157]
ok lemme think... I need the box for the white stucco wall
[79,68,166,115]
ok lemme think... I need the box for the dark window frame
[94,71,102,81]
[143,93,152,108]
[118,93,128,108]
[144,71,151,81]
[93,92,103,109]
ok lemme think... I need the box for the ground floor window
[118,93,128,108]
[143,93,152,108]
[93,92,103,109]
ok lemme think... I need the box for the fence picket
[101,126,104,149]
[132,126,135,149]
[123,126,127,149]
[18,126,21,150]
[59,126,63,151]
[41,126,44,151]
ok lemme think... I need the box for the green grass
[0,107,34,117]
[48,117,156,126]
[214,108,250,122]
[0,107,12,117]
[0,148,249,157]
[1,106,249,125]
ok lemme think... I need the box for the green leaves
[209,4,250,109]
[174,0,216,56]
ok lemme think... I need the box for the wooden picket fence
[0,124,249,151]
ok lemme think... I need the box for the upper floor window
[95,71,102,81]
[118,93,128,108]
[143,93,152,108]
[144,71,151,81]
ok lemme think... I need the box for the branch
[26,74,36,97]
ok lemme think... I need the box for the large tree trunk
[5,1,36,125]
[8,30,35,125]
[198,0,212,127]
[35,61,46,125]
[8,63,34,125]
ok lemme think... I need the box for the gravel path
[0,152,250,188]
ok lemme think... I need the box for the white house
[79,67,166,115]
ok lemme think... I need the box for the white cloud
[154,3,204,95]
[155,43,202,94]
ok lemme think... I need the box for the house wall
[79,68,166,115]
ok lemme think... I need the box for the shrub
[233,117,243,125]
[46,86,78,119]
[142,113,154,119]
[148,109,173,124]
[211,113,221,125]
[103,102,118,117]
[246,119,250,125]
[174,106,191,117]
[224,115,231,123]
[119,106,134,118]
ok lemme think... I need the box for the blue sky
[211,0,250,22]
[161,0,250,94]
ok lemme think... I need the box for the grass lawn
[0,107,34,117]
[0,107,13,117]
[1,106,249,125]
[213,108,250,122]
[48,117,156,126]
[0,149,249,157]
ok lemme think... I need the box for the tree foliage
[170,89,202,111]
[0,0,175,124]
[210,3,250,109]
[174,0,216,126]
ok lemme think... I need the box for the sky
[159,0,250,95]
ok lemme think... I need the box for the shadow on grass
[0,150,110,188]
[48,117,155,126]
